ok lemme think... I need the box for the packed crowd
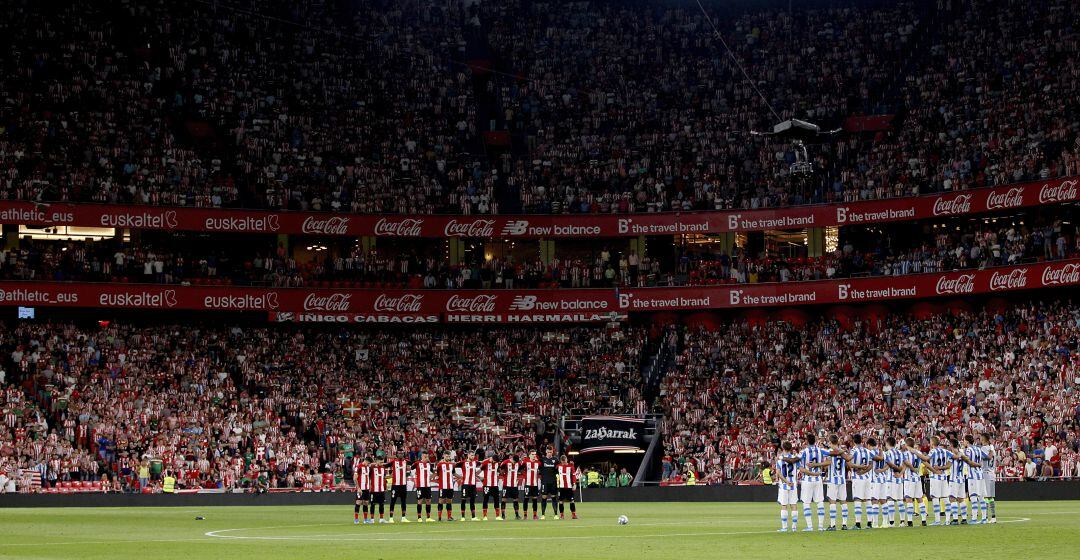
[1,0,1076,214]
[659,302,1080,484]
[3,298,1079,493]
[685,219,1077,285]
[0,322,646,492]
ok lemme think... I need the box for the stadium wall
[2,482,1078,508]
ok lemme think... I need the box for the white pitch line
[203,517,1031,542]
[0,538,214,548]
[0,517,1033,547]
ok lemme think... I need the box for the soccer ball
[618,515,629,525]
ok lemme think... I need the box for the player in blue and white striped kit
[901,437,930,526]
[926,436,953,525]
[823,434,852,530]
[846,434,875,530]
[962,434,986,524]
[947,438,970,525]
[775,441,800,532]
[868,437,888,529]
[796,433,831,531]
[881,436,906,528]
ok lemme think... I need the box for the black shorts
[370,491,385,503]
[503,487,520,500]
[417,488,432,500]
[541,482,556,495]
[462,486,477,499]
[558,488,574,501]
[439,488,455,500]
[356,490,371,501]
[524,485,540,498]
[484,486,500,499]
[390,485,407,501]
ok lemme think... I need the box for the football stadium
[0,0,1077,558]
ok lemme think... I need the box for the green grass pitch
[0,501,1077,559]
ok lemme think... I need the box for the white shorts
[929,478,948,498]
[872,481,889,501]
[887,481,903,500]
[851,479,872,500]
[983,475,995,498]
[826,482,847,501]
[948,481,966,499]
[778,487,798,506]
[800,480,824,503]
[966,478,983,497]
[903,479,924,499]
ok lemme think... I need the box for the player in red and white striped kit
[386,452,411,523]
[414,451,434,522]
[353,454,371,524]
[502,452,523,520]
[436,451,456,521]
[522,450,541,520]
[458,450,480,521]
[370,459,388,523]
[556,455,578,520]
[480,450,502,520]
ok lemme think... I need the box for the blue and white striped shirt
[903,450,922,482]
[776,453,798,491]
[927,447,953,480]
[871,450,887,483]
[964,446,985,480]
[849,446,873,480]
[950,453,966,482]
[827,449,848,485]
[798,446,828,482]
[884,448,905,481]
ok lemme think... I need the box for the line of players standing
[774,432,997,532]
[352,447,580,524]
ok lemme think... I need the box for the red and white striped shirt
[501,459,520,487]
[370,465,387,492]
[459,459,479,486]
[480,458,499,488]
[522,459,540,487]
[414,461,433,488]
[436,460,456,489]
[556,463,576,489]
[353,460,369,491]
[389,459,409,486]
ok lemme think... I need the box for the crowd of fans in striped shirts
[1,301,1078,493]
[659,302,1080,484]
[0,322,645,492]
[1,0,1077,214]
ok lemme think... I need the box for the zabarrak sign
[0,260,1076,321]
[0,176,1075,238]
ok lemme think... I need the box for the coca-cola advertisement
[0,259,1077,320]
[0,176,1074,238]
[930,194,973,216]
[443,219,496,238]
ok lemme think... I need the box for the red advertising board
[1,260,1076,321]
[0,176,1075,238]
